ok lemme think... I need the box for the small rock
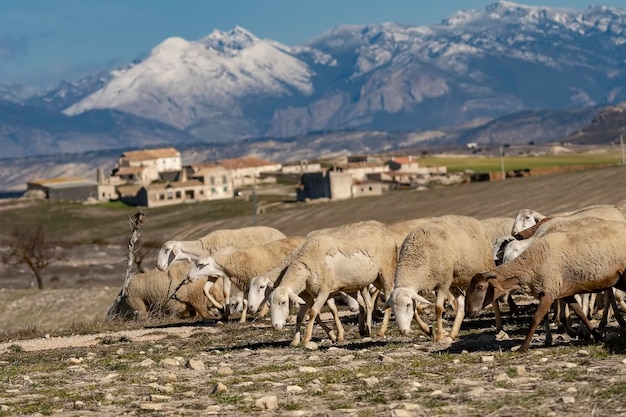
[304,341,318,351]
[495,330,511,341]
[430,390,447,399]
[308,355,320,361]
[44,334,50,339]
[73,401,85,409]
[217,366,233,376]
[255,395,278,410]
[391,410,413,417]
[363,376,379,386]
[68,357,83,365]
[299,366,318,373]
[150,394,171,402]
[101,373,118,383]
[560,396,576,404]
[379,354,396,365]
[564,362,577,369]
[103,393,115,402]
[577,349,590,357]
[160,358,179,368]
[205,405,221,413]
[339,355,354,362]
[148,383,174,394]
[539,357,548,363]
[566,387,577,394]
[161,373,177,383]
[287,385,304,393]
[213,382,228,394]
[140,359,156,367]
[481,355,495,363]
[453,359,460,364]
[514,365,527,376]
[494,373,510,383]
[139,403,166,411]
[22,376,33,384]
[410,381,423,390]
[622,359,626,365]
[465,387,485,400]
[402,403,422,411]
[461,350,469,354]
[451,378,481,387]
[186,359,205,371]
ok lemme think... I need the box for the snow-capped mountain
[63,26,315,139]
[2,1,625,160]
[0,83,39,103]
[57,1,626,143]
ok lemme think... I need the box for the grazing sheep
[269,221,399,346]
[187,236,307,321]
[386,218,432,247]
[107,261,219,321]
[156,226,286,270]
[465,218,626,352]
[387,215,495,341]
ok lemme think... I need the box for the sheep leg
[325,298,343,343]
[543,314,553,347]
[377,305,392,338]
[434,289,447,342]
[302,291,331,345]
[291,298,314,347]
[221,278,232,321]
[448,294,465,340]
[413,303,432,336]
[600,289,626,327]
[238,298,248,324]
[359,287,374,337]
[558,299,578,338]
[518,296,553,353]
[565,296,603,342]
[493,299,503,332]
[507,293,519,316]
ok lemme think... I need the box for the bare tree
[1,225,59,289]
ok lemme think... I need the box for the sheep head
[465,272,499,318]
[511,209,546,235]
[157,241,180,271]
[188,256,223,282]
[387,287,430,335]
[247,275,273,314]
[269,287,305,330]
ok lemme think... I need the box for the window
[210,176,215,185]
[159,193,165,200]
[222,175,227,184]
[175,191,182,199]
[167,192,173,200]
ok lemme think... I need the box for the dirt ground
[1,166,626,416]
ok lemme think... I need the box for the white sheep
[480,217,515,244]
[465,217,626,352]
[387,215,495,341]
[156,226,286,270]
[269,221,399,346]
[107,261,220,321]
[187,236,307,321]
[511,209,546,235]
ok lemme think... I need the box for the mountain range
[1,1,625,163]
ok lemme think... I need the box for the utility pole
[252,173,258,225]
[621,135,625,166]
[500,145,506,181]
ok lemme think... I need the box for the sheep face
[502,239,531,264]
[511,209,545,235]
[157,241,178,270]
[248,276,271,314]
[188,257,223,281]
[465,273,496,318]
[270,287,305,330]
[388,287,416,335]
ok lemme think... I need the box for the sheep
[269,221,400,346]
[387,215,495,341]
[156,226,286,270]
[187,236,307,321]
[511,209,546,235]
[107,261,220,321]
[480,217,515,245]
[465,217,626,352]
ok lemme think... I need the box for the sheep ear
[486,274,505,293]
[411,292,432,305]
[288,290,306,305]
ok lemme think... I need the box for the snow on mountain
[26,1,626,147]
[64,27,315,129]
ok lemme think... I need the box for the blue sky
[0,0,623,89]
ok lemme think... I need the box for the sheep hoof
[290,333,301,347]
[328,330,337,342]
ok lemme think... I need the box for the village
[24,147,458,207]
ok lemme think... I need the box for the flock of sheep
[107,203,626,353]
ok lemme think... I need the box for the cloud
[0,33,30,60]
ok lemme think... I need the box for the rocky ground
[1,305,626,416]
